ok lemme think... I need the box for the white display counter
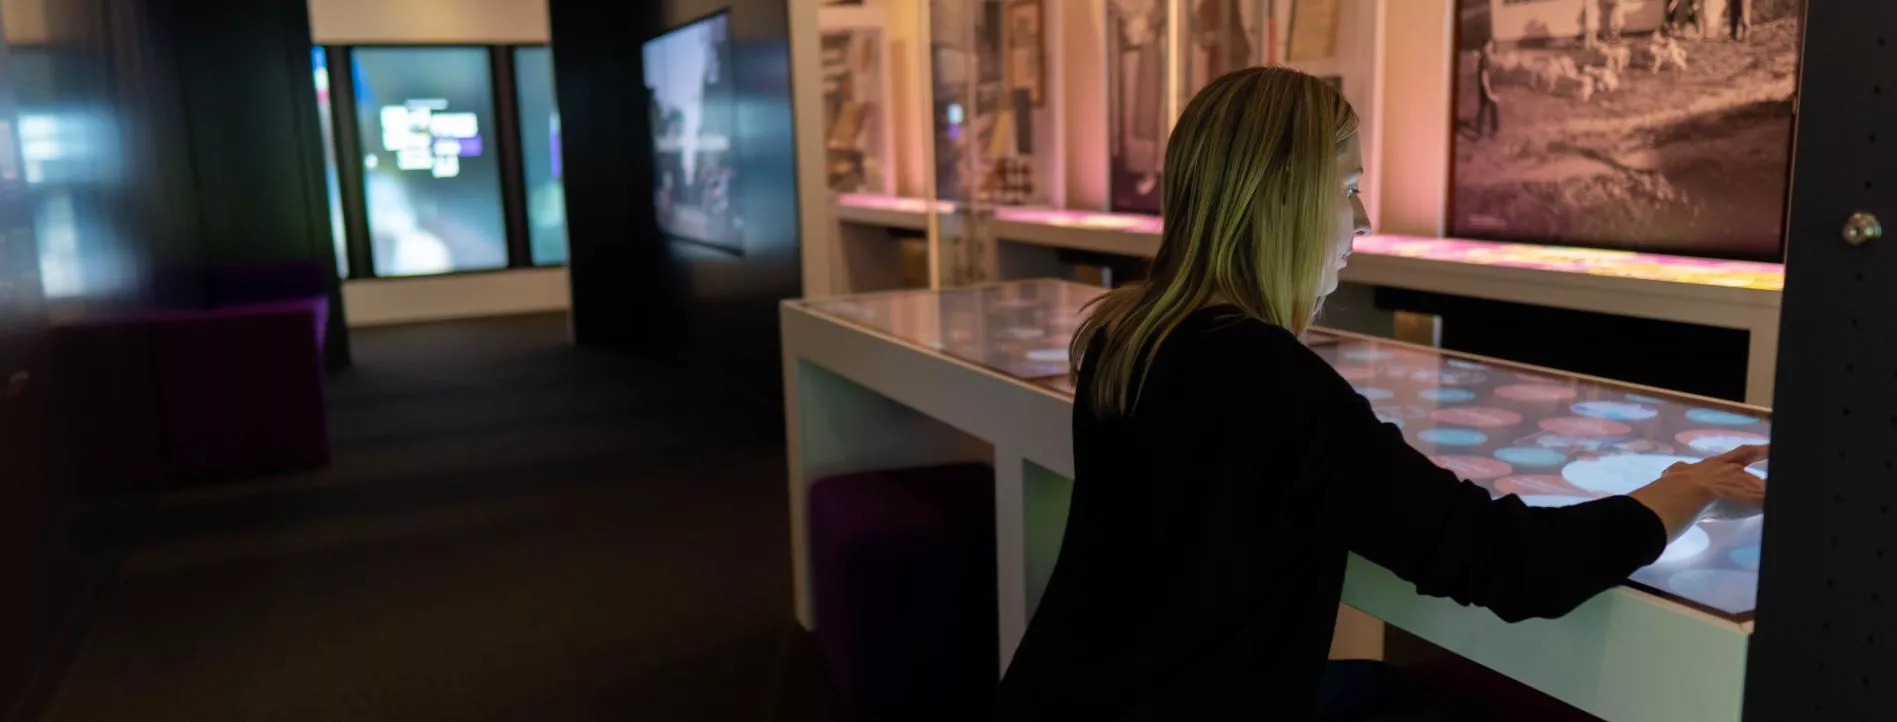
[783,279,1767,722]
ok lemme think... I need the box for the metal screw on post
[1843,212,1883,246]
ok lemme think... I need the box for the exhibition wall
[551,0,809,406]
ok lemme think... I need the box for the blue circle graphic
[1355,387,1397,401]
[1493,447,1568,467]
[1572,401,1659,421]
[1418,428,1488,447]
[1418,388,1477,404]
[1686,408,1760,426]
[1730,545,1762,570]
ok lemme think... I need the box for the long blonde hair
[1072,67,1359,417]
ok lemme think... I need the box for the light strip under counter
[833,192,954,231]
[785,279,1764,722]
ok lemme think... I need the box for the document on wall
[1286,0,1342,62]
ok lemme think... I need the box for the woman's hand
[1628,445,1769,542]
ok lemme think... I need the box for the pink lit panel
[1352,236,1785,292]
[835,193,956,214]
[994,207,1165,234]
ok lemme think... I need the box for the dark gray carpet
[38,314,835,722]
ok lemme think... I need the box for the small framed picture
[1005,0,1046,105]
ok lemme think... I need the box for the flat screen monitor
[514,47,567,266]
[643,11,743,254]
[351,47,508,276]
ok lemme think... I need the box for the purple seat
[148,303,329,482]
[809,463,998,722]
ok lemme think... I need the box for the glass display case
[820,8,897,196]
[804,279,1773,620]
[1106,0,1170,214]
[931,0,1054,209]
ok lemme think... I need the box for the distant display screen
[352,47,507,276]
[644,12,743,253]
[514,47,567,266]
[313,48,348,277]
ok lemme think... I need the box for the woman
[996,67,1765,721]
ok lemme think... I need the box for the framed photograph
[1006,0,1046,105]
[1286,0,1343,62]
[1447,0,1800,262]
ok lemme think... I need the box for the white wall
[1374,0,1454,236]
[310,0,550,44]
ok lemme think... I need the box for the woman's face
[1322,138,1372,296]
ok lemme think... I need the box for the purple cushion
[149,304,329,482]
[809,463,997,722]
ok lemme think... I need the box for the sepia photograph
[1450,0,1801,261]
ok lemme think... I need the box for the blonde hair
[1072,66,1359,417]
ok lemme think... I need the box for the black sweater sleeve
[1275,332,1668,622]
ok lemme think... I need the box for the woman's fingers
[1709,444,1770,466]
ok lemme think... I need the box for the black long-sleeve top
[997,308,1665,721]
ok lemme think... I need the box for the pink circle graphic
[1429,455,1514,481]
[1430,406,1525,428]
[1539,416,1633,437]
[1494,474,1589,498]
[1494,384,1579,402]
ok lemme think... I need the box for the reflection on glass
[313,48,348,277]
[352,47,506,276]
[1109,0,1169,214]
[513,47,567,266]
[645,13,743,253]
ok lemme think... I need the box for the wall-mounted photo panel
[514,46,567,266]
[644,12,744,254]
[1182,0,1274,104]
[930,0,1054,208]
[1449,0,1799,262]
[1107,0,1169,214]
[352,47,508,276]
[820,15,895,196]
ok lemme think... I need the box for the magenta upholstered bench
[809,463,999,722]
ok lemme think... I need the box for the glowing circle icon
[1494,475,1585,497]
[1664,568,1758,613]
[1518,495,1594,508]
[1418,388,1477,404]
[1571,401,1659,421]
[1563,454,1696,495]
[1493,447,1569,467]
[1730,545,1762,570]
[1685,408,1761,426]
[1538,416,1634,437]
[1429,455,1514,480]
[1355,387,1397,401]
[1495,385,1578,402]
[1656,526,1712,564]
[1431,407,1524,428]
[1419,428,1489,447]
[1343,347,1397,361]
[1337,366,1377,382]
[1445,359,1490,371]
[1674,429,1770,455]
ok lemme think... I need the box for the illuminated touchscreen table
[810,281,1771,621]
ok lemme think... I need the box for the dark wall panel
[551,0,804,408]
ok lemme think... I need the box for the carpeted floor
[36,314,836,722]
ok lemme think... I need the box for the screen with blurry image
[351,47,507,276]
[514,47,567,266]
[644,12,743,253]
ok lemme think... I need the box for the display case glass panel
[806,280,1773,620]
[820,19,894,195]
[1106,0,1170,214]
[931,0,1054,208]
[1180,1,1274,122]
[313,48,348,277]
[351,47,507,276]
[513,46,567,266]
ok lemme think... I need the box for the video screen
[644,12,743,253]
[1308,333,1770,619]
[312,48,348,277]
[514,47,567,266]
[351,47,508,276]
